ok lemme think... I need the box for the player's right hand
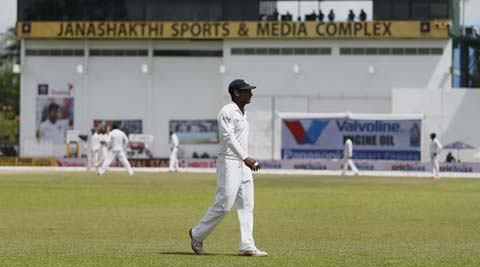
[244,157,261,172]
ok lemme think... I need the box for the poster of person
[169,120,219,144]
[36,97,74,144]
[93,119,143,136]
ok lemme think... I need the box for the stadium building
[16,0,479,163]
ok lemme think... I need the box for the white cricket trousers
[341,158,359,175]
[92,149,100,168]
[431,155,440,178]
[169,147,179,171]
[192,158,256,251]
[98,149,133,175]
[99,146,108,166]
[86,148,93,171]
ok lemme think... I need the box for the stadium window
[125,50,138,56]
[62,50,74,56]
[340,48,352,55]
[25,49,85,57]
[89,50,101,56]
[255,48,268,55]
[113,50,125,56]
[281,48,294,55]
[153,50,222,57]
[405,48,417,55]
[89,49,148,57]
[352,48,365,55]
[418,48,430,55]
[306,48,320,54]
[137,50,148,56]
[230,47,331,56]
[294,48,306,55]
[319,48,331,55]
[268,48,281,55]
[244,48,255,55]
[231,48,243,55]
[391,48,404,55]
[102,50,114,56]
[25,50,37,56]
[430,48,443,55]
[37,50,49,56]
[378,48,390,55]
[365,48,377,55]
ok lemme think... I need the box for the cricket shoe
[237,249,268,257]
[189,228,204,255]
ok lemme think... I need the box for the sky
[1,0,479,33]
[0,0,16,33]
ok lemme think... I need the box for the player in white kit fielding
[189,79,267,257]
[97,124,134,176]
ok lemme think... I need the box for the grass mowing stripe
[0,172,479,266]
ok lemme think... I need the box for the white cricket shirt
[171,133,179,149]
[344,139,353,158]
[37,119,69,144]
[91,133,101,150]
[108,129,129,152]
[217,102,249,160]
[429,138,442,157]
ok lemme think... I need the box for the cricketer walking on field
[341,138,359,176]
[189,79,267,257]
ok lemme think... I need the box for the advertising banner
[282,119,422,161]
[36,97,74,145]
[0,157,56,166]
[18,21,449,40]
[93,120,142,136]
[37,81,74,97]
[169,120,219,144]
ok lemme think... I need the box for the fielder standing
[189,79,267,257]
[86,128,100,171]
[98,128,109,167]
[169,131,179,172]
[341,138,359,176]
[429,133,442,179]
[90,128,101,170]
[97,124,134,176]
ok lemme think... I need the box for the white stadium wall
[21,38,449,159]
[393,88,480,162]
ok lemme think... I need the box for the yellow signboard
[0,157,57,166]
[17,21,450,40]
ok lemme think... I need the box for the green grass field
[1,171,480,266]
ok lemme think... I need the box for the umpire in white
[189,79,267,257]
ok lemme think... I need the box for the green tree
[0,26,20,149]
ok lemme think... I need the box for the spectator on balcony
[328,9,335,22]
[359,9,367,21]
[348,10,355,21]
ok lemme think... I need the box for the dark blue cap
[228,79,256,92]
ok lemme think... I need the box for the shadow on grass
[158,251,236,256]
